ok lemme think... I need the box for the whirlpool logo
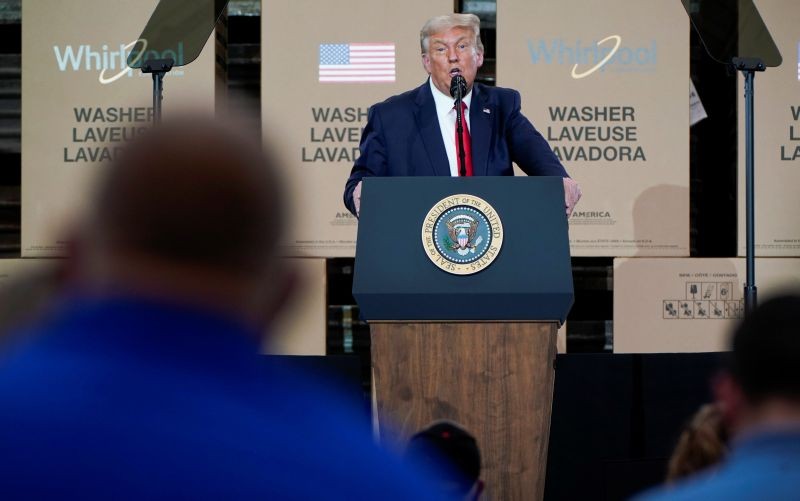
[527,36,657,79]
[53,41,185,85]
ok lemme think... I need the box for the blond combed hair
[419,13,483,54]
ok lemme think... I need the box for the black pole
[152,71,165,124]
[732,57,765,315]
[743,69,757,314]
[141,58,174,125]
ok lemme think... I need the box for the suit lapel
[470,85,492,177]
[413,81,450,176]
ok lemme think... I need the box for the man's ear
[422,53,432,74]
[476,50,484,68]
[712,371,747,433]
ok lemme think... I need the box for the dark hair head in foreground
[711,292,800,440]
[636,301,800,499]
[728,293,800,402]
[405,421,482,499]
[72,114,289,331]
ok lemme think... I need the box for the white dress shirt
[429,78,472,177]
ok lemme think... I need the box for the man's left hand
[563,177,581,217]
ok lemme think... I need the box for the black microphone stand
[733,57,766,314]
[126,0,231,126]
[450,76,467,177]
[141,58,174,125]
[678,0,783,317]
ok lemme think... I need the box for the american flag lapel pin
[482,108,491,114]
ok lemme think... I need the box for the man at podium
[343,13,581,218]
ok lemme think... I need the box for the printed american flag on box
[318,43,396,83]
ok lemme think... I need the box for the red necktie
[454,101,473,176]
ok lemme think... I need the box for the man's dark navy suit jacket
[343,80,569,215]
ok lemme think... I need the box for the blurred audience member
[405,421,483,500]
[666,403,729,482]
[0,116,440,499]
[637,293,800,500]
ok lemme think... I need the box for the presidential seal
[421,194,504,275]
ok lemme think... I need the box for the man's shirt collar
[429,77,473,115]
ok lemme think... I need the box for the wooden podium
[354,177,573,500]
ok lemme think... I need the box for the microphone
[449,75,467,99]
[450,74,468,176]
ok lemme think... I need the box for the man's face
[422,26,484,96]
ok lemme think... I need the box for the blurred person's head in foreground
[713,293,800,438]
[666,403,729,482]
[68,113,291,333]
[0,114,448,500]
[634,293,800,501]
[405,421,483,500]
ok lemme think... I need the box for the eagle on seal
[446,219,479,250]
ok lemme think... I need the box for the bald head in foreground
[0,116,441,500]
[74,116,286,329]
